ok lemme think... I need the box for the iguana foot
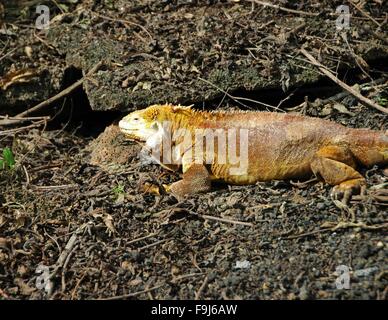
[165,164,211,198]
[139,165,211,198]
[139,182,164,195]
[331,178,366,203]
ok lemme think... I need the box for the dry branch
[0,61,104,126]
[300,48,388,114]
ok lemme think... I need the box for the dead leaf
[121,261,136,274]
[320,104,333,116]
[190,65,200,73]
[17,264,28,276]
[103,214,116,234]
[0,215,5,228]
[0,237,10,250]
[129,279,142,286]
[25,46,33,58]
[14,278,36,295]
[115,193,125,204]
[90,209,116,234]
[14,210,28,229]
[333,103,355,116]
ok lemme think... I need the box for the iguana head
[118,105,162,142]
[119,104,193,141]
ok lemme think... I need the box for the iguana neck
[161,109,198,132]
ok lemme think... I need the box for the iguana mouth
[120,129,143,141]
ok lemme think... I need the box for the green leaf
[58,4,69,12]
[0,159,4,170]
[112,184,125,195]
[3,147,15,169]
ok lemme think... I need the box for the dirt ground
[0,0,387,300]
[1,95,387,299]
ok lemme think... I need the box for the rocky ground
[0,0,387,300]
[1,94,387,300]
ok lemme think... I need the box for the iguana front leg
[311,145,366,202]
[140,145,211,197]
[164,164,211,198]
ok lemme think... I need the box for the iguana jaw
[119,130,143,142]
[119,112,159,142]
[118,122,144,141]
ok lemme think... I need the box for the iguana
[119,104,388,199]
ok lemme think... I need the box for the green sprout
[0,147,15,170]
[375,96,387,107]
[112,184,125,196]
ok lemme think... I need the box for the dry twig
[198,76,282,111]
[250,1,319,17]
[101,284,165,300]
[195,275,209,300]
[349,1,382,28]
[284,221,388,240]
[187,210,253,227]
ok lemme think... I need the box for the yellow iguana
[119,104,388,199]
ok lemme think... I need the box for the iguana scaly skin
[119,104,388,199]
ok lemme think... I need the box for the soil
[1,95,387,299]
[0,0,387,300]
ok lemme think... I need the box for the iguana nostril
[118,120,129,129]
